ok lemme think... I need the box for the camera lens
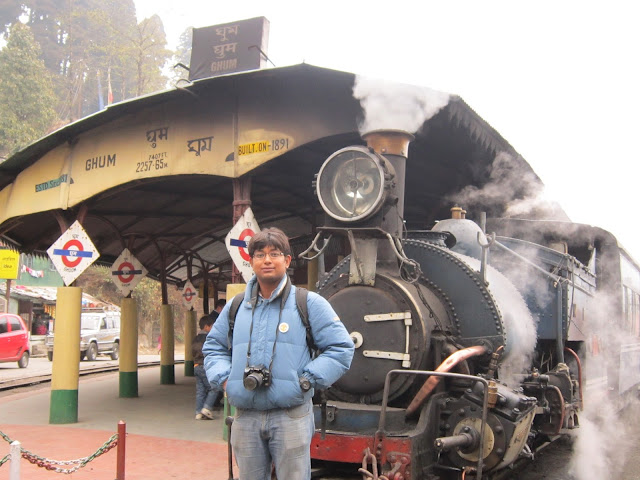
[243,372,263,390]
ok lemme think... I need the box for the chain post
[9,441,20,480]
[116,421,126,480]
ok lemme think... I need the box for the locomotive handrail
[477,231,496,284]
[298,232,333,261]
[377,369,489,480]
[492,240,592,295]
[384,233,421,283]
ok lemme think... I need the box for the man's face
[250,245,291,286]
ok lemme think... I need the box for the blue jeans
[231,400,315,480]
[194,365,218,413]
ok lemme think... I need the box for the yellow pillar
[307,257,318,292]
[184,309,197,376]
[49,287,82,424]
[160,304,175,384]
[119,297,138,397]
[222,283,246,440]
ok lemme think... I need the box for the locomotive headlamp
[316,146,390,222]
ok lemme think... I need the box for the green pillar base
[222,393,236,441]
[119,371,139,398]
[49,389,78,424]
[184,360,194,377]
[160,364,175,384]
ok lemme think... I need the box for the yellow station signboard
[0,248,20,280]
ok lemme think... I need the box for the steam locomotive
[301,130,640,479]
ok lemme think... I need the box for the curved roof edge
[0,63,534,191]
[446,96,524,165]
[0,63,350,187]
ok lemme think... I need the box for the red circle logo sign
[117,261,135,284]
[61,239,83,268]
[184,287,195,302]
[238,228,255,261]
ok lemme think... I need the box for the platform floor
[0,365,234,479]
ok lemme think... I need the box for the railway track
[0,360,182,391]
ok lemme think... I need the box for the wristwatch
[299,376,312,392]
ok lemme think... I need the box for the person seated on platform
[192,315,219,420]
[211,298,226,315]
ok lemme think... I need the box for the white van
[45,310,120,361]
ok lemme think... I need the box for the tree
[133,15,171,96]
[1,1,171,123]
[74,265,121,305]
[0,22,58,158]
[55,0,142,118]
[170,26,193,86]
[76,265,199,347]
[0,2,23,37]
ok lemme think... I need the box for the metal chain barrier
[0,429,118,474]
[0,453,10,467]
[359,448,390,480]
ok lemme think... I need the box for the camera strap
[245,277,292,373]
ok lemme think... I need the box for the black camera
[243,365,271,390]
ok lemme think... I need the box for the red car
[0,313,30,368]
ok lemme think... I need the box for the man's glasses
[252,252,285,260]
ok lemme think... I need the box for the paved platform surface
[0,365,235,479]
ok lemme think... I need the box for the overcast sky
[134,0,640,261]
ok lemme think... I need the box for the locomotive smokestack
[362,129,413,157]
[362,129,414,237]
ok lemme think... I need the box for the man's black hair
[248,227,291,257]
[199,315,214,330]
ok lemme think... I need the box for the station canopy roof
[0,63,568,291]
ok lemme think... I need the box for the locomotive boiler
[302,130,588,479]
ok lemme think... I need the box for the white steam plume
[568,290,639,479]
[494,241,555,311]
[448,151,567,220]
[353,75,450,134]
[451,250,538,384]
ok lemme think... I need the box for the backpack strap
[227,292,244,349]
[227,286,316,357]
[295,287,316,356]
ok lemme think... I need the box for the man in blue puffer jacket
[203,227,354,480]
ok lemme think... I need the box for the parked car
[0,313,30,368]
[45,310,120,361]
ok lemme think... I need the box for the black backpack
[227,287,316,356]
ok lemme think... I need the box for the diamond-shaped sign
[47,221,100,286]
[182,280,198,309]
[225,208,260,282]
[111,248,147,296]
